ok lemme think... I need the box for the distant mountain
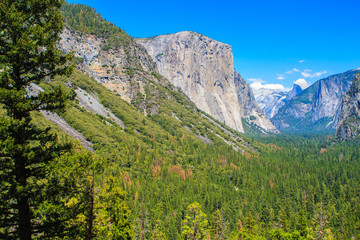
[252,83,306,119]
[272,69,360,133]
[286,83,304,101]
[252,88,287,119]
[136,32,278,134]
[336,73,360,140]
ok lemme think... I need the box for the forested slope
[38,66,360,239]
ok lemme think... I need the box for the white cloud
[301,70,312,77]
[301,69,327,78]
[294,79,309,89]
[276,74,285,80]
[250,82,286,90]
[313,70,327,77]
[299,60,306,63]
[247,78,265,84]
[286,68,300,75]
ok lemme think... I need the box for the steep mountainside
[336,74,360,140]
[136,32,278,134]
[56,3,259,151]
[272,69,360,132]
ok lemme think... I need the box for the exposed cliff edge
[336,74,360,140]
[136,32,278,133]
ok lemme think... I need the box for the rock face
[252,88,287,119]
[286,84,304,101]
[136,32,278,133]
[252,84,305,119]
[336,74,360,140]
[58,27,174,115]
[272,69,360,132]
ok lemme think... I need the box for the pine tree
[210,209,227,240]
[151,219,166,240]
[95,177,134,239]
[296,204,310,238]
[181,202,209,240]
[0,0,74,239]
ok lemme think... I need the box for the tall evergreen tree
[181,202,209,240]
[210,209,227,240]
[0,0,73,239]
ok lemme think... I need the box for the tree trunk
[87,171,95,240]
[193,212,196,240]
[141,194,145,240]
[16,156,31,240]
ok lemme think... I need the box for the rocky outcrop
[234,72,278,132]
[136,32,278,133]
[272,69,360,132]
[58,27,167,113]
[336,74,360,140]
[75,88,126,128]
[28,84,94,151]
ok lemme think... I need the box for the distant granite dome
[136,32,278,133]
[286,84,304,101]
[336,74,360,140]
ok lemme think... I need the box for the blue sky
[68,0,360,90]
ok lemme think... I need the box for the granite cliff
[336,74,360,140]
[58,27,178,115]
[272,69,360,132]
[56,26,255,151]
[136,32,278,133]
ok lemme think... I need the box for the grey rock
[272,69,360,132]
[252,88,287,119]
[336,74,360,140]
[75,88,126,128]
[59,27,162,106]
[252,83,305,119]
[286,84,304,101]
[136,32,278,133]
[27,84,94,151]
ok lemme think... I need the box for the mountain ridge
[271,69,360,132]
[251,82,307,119]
